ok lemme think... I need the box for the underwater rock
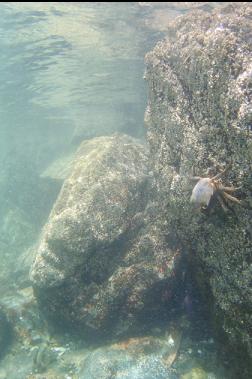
[32,338,58,374]
[79,329,181,379]
[0,288,60,378]
[181,367,208,379]
[0,287,42,348]
[30,134,181,338]
[145,2,252,377]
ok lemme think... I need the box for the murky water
[1,3,151,166]
[0,3,232,379]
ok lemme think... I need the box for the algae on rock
[144,2,252,377]
[30,134,182,339]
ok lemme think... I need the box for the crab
[190,164,241,212]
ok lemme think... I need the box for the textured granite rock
[30,134,181,338]
[144,2,252,377]
[79,329,181,379]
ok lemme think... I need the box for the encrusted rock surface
[145,2,252,376]
[30,134,181,338]
[79,329,181,379]
[77,319,223,379]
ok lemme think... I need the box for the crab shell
[190,178,214,207]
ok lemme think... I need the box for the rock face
[145,2,252,376]
[30,134,181,338]
[79,330,181,379]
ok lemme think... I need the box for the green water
[0,3,150,166]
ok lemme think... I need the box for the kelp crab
[190,164,241,212]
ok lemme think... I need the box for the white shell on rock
[190,178,214,207]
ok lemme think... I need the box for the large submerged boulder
[30,134,181,338]
[145,2,252,376]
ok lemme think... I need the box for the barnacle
[190,164,241,212]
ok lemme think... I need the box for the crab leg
[222,191,241,204]
[218,185,241,193]
[216,193,229,212]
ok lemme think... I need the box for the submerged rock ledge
[145,2,252,377]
